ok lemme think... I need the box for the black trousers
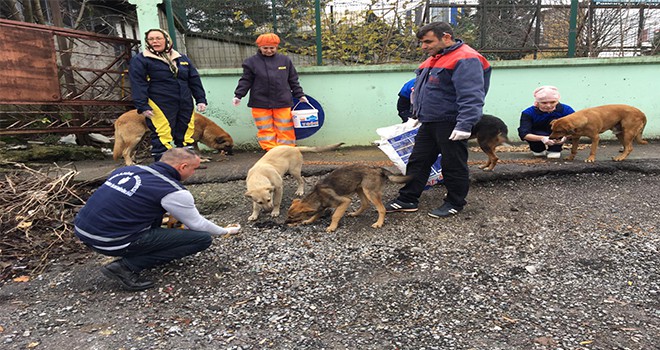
[398,122,469,208]
[527,140,563,153]
[92,228,212,272]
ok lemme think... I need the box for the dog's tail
[112,126,124,161]
[498,120,510,145]
[296,142,344,153]
[636,118,648,145]
[498,134,511,147]
[381,168,413,184]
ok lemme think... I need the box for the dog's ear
[267,185,275,193]
[244,190,252,198]
[215,136,230,145]
[550,119,557,126]
[288,198,302,210]
[300,205,316,213]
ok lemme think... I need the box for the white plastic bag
[375,119,443,187]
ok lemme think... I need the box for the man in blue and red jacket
[386,21,491,218]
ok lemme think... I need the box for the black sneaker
[428,202,463,218]
[385,199,418,213]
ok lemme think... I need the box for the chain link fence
[175,0,660,68]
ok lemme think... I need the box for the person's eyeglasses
[147,37,165,42]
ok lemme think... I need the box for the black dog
[470,114,509,171]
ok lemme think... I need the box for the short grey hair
[160,147,199,165]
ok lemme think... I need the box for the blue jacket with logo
[234,51,304,109]
[413,40,491,132]
[517,103,575,139]
[74,162,184,251]
[129,51,207,117]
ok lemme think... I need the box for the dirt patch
[0,170,658,349]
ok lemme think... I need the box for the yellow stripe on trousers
[147,100,174,151]
[183,111,195,146]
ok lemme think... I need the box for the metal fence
[177,0,660,68]
[0,19,138,136]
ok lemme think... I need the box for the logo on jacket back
[104,171,141,196]
[278,66,286,70]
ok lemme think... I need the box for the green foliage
[180,0,316,39]
[180,0,270,36]
[293,5,422,64]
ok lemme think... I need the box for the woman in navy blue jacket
[129,28,207,161]
[518,86,574,159]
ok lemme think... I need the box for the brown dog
[113,109,234,165]
[285,164,411,232]
[549,104,647,162]
[470,114,510,171]
[245,143,344,221]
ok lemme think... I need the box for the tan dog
[245,143,344,221]
[549,104,647,162]
[113,109,234,165]
[285,164,411,232]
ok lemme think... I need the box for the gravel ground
[1,170,658,350]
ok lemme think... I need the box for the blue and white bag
[375,119,443,187]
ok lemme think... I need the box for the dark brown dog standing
[470,114,509,171]
[286,164,411,232]
[113,109,234,165]
[549,104,647,162]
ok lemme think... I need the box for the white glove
[541,136,556,146]
[299,96,309,104]
[232,97,241,106]
[224,224,241,235]
[142,110,154,119]
[449,129,471,141]
[196,103,207,113]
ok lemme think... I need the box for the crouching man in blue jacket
[74,148,240,291]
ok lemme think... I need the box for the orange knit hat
[255,33,280,47]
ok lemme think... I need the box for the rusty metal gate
[0,19,139,136]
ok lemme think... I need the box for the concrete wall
[186,37,317,69]
[198,56,660,149]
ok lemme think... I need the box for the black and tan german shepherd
[286,164,411,232]
[471,114,510,171]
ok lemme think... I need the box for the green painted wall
[199,56,660,148]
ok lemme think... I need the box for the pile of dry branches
[0,162,91,279]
